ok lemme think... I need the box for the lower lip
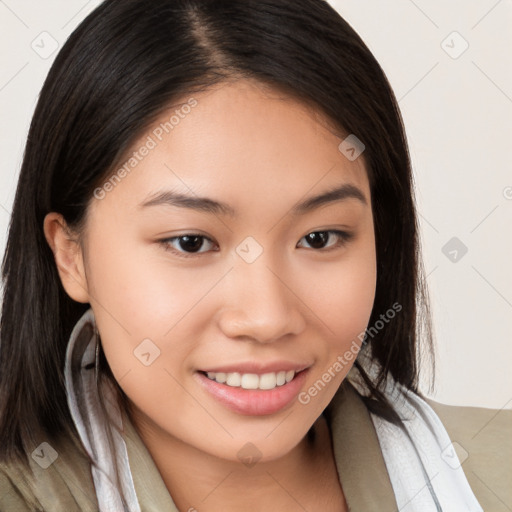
[195,369,309,416]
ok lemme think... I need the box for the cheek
[299,238,377,348]
[295,243,376,409]
[84,235,236,422]
[82,233,199,384]
[84,222,212,333]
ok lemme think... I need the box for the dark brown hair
[0,0,433,467]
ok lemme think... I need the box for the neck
[128,406,339,512]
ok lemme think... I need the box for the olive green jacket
[1,383,510,511]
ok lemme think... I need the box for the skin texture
[44,79,377,511]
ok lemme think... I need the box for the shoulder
[0,467,39,511]
[426,398,512,512]
[0,434,98,512]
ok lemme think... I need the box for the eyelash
[158,230,354,259]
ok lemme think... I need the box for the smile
[204,370,296,390]
[196,368,309,416]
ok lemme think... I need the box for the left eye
[297,230,352,250]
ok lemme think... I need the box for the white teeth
[212,372,226,383]
[259,373,277,390]
[226,372,241,387]
[240,374,259,389]
[204,370,297,390]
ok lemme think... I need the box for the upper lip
[199,361,311,375]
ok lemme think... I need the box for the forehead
[91,79,370,222]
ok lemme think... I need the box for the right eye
[158,234,218,258]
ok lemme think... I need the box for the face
[61,79,376,463]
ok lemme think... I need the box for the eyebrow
[139,183,367,217]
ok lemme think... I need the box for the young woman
[0,0,484,510]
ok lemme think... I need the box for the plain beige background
[0,0,511,409]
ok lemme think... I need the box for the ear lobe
[43,212,90,303]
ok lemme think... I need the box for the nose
[217,258,307,344]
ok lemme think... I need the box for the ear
[43,212,90,303]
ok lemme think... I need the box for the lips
[198,361,310,392]
[195,364,310,416]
